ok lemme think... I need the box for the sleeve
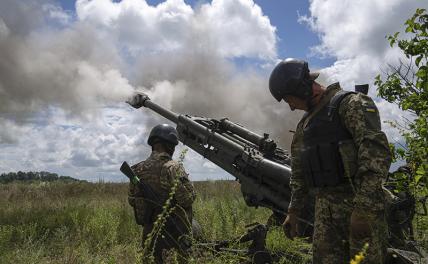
[288,121,309,213]
[339,94,392,212]
[161,162,196,208]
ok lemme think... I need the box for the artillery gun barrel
[142,97,179,124]
[139,96,245,155]
[220,119,266,146]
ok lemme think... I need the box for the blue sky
[252,0,335,67]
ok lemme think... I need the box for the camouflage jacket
[128,151,196,225]
[288,83,391,214]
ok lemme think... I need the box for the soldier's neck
[152,144,174,157]
[307,83,326,111]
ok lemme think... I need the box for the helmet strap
[301,79,314,110]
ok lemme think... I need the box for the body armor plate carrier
[301,90,356,187]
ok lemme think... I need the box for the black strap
[328,90,356,117]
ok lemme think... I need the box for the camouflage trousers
[312,188,388,264]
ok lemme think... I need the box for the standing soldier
[127,123,196,263]
[269,59,391,263]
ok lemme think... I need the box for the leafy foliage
[375,8,428,198]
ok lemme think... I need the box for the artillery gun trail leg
[266,212,286,227]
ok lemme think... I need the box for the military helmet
[269,58,319,101]
[147,124,179,146]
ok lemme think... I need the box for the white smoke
[0,0,286,131]
[1,0,300,181]
[0,11,134,126]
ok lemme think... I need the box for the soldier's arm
[128,164,138,207]
[161,162,196,208]
[128,182,137,207]
[288,122,308,213]
[339,93,391,212]
[128,164,143,207]
[172,163,196,208]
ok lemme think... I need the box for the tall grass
[19,181,428,264]
[0,180,312,263]
[2,181,425,263]
[0,182,140,263]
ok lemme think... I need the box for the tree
[375,8,427,197]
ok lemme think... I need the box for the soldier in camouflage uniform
[127,124,196,264]
[269,59,391,264]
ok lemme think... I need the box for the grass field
[1,180,427,263]
[0,181,312,264]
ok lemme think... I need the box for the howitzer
[127,93,293,215]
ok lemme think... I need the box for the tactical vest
[301,90,356,187]
[130,154,171,225]
[131,154,193,235]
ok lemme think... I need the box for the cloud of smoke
[135,52,300,148]
[0,0,301,150]
[0,4,135,131]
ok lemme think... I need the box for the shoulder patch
[356,94,379,114]
[341,92,382,130]
[365,107,377,113]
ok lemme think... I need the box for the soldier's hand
[350,208,372,240]
[127,92,149,109]
[283,212,299,239]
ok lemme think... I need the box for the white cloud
[302,0,423,59]
[0,106,148,181]
[0,104,233,181]
[301,0,428,145]
[197,0,276,59]
[76,0,276,59]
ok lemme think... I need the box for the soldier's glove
[283,210,299,239]
[350,208,372,240]
[127,92,150,109]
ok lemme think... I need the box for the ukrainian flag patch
[365,107,376,113]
